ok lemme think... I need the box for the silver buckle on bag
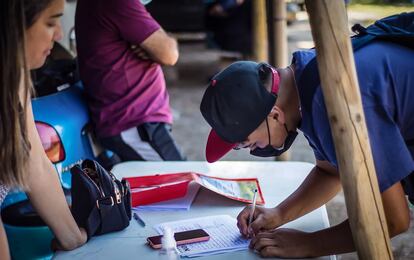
[115,187,122,204]
[96,196,114,209]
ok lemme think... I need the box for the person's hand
[51,227,87,251]
[78,227,88,246]
[131,45,151,61]
[250,228,315,258]
[236,206,283,238]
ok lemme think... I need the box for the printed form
[154,215,250,257]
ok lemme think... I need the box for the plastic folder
[124,172,265,207]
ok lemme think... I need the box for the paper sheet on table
[154,215,250,257]
[133,182,200,211]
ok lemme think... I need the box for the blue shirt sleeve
[310,84,414,192]
[364,105,414,191]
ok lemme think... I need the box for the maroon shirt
[75,0,172,137]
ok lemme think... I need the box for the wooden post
[269,0,287,68]
[304,0,393,259]
[268,0,290,161]
[252,0,268,62]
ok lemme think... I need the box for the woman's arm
[24,97,86,250]
[0,218,10,260]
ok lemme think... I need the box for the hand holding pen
[248,189,258,228]
[236,189,259,237]
[247,189,258,237]
[236,190,284,238]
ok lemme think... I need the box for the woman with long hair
[0,0,87,258]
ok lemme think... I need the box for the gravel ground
[164,11,414,259]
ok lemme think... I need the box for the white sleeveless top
[0,185,9,206]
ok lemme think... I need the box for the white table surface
[54,161,336,260]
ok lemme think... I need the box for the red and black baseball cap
[200,61,280,163]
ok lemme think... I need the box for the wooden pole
[252,0,268,62]
[268,0,290,161]
[269,0,287,68]
[304,0,393,259]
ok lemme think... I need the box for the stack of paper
[133,182,200,211]
[154,215,250,257]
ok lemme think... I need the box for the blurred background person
[75,0,186,162]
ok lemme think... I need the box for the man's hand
[236,206,284,238]
[250,228,314,258]
[131,45,152,61]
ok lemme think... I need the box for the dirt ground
[165,11,414,259]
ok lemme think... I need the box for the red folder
[125,173,194,206]
[124,172,265,207]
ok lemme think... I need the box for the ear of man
[269,106,285,125]
[258,64,273,92]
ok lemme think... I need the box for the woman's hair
[24,0,56,28]
[0,0,54,188]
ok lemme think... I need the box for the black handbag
[70,159,131,238]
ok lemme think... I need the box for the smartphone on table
[147,229,210,249]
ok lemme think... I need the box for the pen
[133,212,146,227]
[248,189,258,227]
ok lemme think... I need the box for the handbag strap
[86,196,115,237]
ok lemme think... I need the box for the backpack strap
[351,12,414,51]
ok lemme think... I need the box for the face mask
[250,118,298,157]
[140,0,152,5]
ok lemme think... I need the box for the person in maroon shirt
[75,0,185,161]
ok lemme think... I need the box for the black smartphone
[147,229,210,249]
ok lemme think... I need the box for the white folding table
[54,161,336,260]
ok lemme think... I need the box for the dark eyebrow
[49,13,63,19]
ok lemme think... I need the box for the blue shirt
[293,42,414,196]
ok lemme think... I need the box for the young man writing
[200,40,414,257]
